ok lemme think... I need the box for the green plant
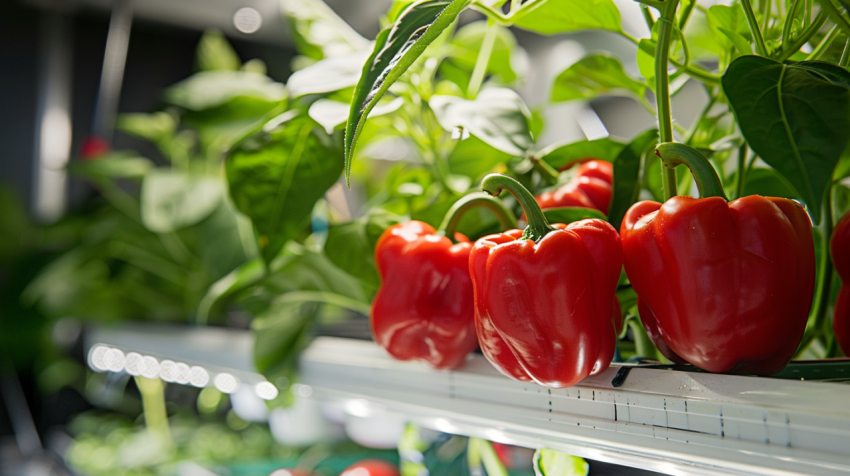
[335,0,850,362]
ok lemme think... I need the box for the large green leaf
[281,0,370,60]
[608,129,658,229]
[287,50,370,98]
[723,55,850,223]
[140,170,224,233]
[429,87,532,157]
[536,137,626,170]
[164,71,286,111]
[226,114,344,263]
[510,0,622,35]
[551,53,649,106]
[533,449,589,476]
[324,211,403,287]
[344,0,473,182]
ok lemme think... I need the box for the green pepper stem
[654,0,681,201]
[655,142,728,200]
[481,173,554,242]
[438,192,519,241]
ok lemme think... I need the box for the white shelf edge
[300,337,850,476]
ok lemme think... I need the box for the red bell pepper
[471,174,623,388]
[371,193,517,370]
[832,211,850,355]
[536,160,613,214]
[621,143,815,375]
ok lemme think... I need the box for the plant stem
[467,21,498,99]
[654,0,681,201]
[741,0,771,56]
[642,6,656,30]
[841,38,850,66]
[135,377,172,443]
[819,0,850,39]
[438,192,519,240]
[469,438,509,476]
[656,142,728,200]
[482,173,553,242]
[799,185,835,355]
[629,319,657,360]
[532,157,561,184]
[782,0,803,48]
[736,144,748,199]
[762,0,772,33]
[806,24,840,60]
[678,0,697,30]
[777,9,829,60]
[272,290,372,315]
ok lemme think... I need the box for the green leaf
[608,129,658,229]
[196,258,266,324]
[448,135,513,180]
[440,21,522,90]
[542,207,606,224]
[69,153,153,180]
[251,244,368,385]
[324,211,403,287]
[164,71,286,111]
[723,55,850,223]
[196,29,241,71]
[792,60,850,88]
[551,53,649,105]
[226,114,344,263]
[252,298,319,388]
[429,87,532,156]
[287,51,370,98]
[511,0,622,35]
[281,0,369,60]
[718,27,753,55]
[140,170,224,233]
[536,137,626,170]
[344,0,473,182]
[116,112,177,144]
[533,449,589,476]
[706,4,751,53]
[386,0,419,23]
[739,167,801,200]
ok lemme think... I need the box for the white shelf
[300,337,850,476]
[86,325,850,475]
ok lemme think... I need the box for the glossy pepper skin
[371,221,478,369]
[832,212,850,355]
[621,195,816,375]
[470,220,623,388]
[536,160,613,214]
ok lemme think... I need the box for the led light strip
[87,343,279,401]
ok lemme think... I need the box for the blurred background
[0,0,715,475]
